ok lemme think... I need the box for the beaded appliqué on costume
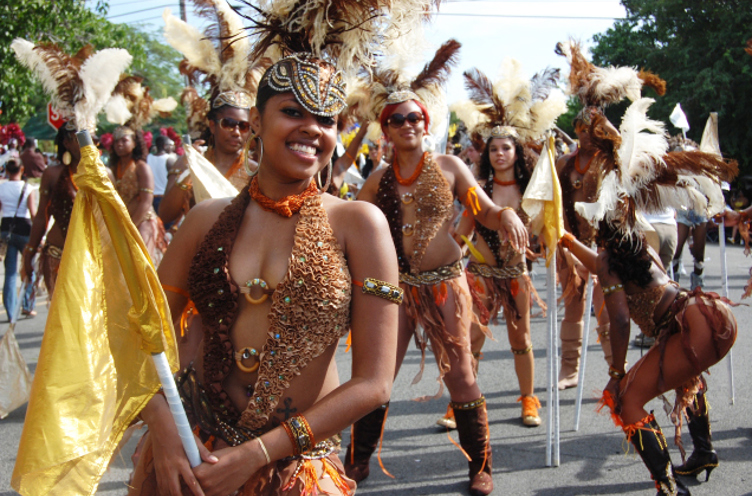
[375,166,410,273]
[474,179,527,267]
[238,195,351,430]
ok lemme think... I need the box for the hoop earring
[421,132,437,153]
[246,136,263,177]
[317,161,332,193]
[62,151,72,166]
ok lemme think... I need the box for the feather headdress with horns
[11,39,132,133]
[456,60,567,145]
[105,75,178,130]
[574,99,737,239]
[555,39,666,109]
[347,38,462,142]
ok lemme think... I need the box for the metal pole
[573,273,594,431]
[546,252,560,466]
[718,221,735,405]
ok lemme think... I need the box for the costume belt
[399,260,463,287]
[44,244,64,260]
[467,261,526,280]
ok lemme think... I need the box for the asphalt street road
[1,241,751,496]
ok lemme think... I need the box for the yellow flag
[11,142,179,496]
[521,136,564,266]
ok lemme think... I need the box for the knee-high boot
[344,403,389,483]
[627,413,691,496]
[558,320,583,390]
[597,323,613,367]
[675,391,718,480]
[452,397,493,496]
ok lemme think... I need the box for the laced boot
[452,397,493,496]
[345,403,389,483]
[596,323,613,366]
[558,320,583,389]
[627,412,691,496]
[675,391,718,481]
[436,403,457,430]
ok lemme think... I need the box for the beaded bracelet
[608,367,626,380]
[282,415,314,456]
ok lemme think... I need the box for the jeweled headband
[113,126,136,140]
[259,53,346,117]
[213,90,252,110]
[386,90,421,105]
[489,125,518,140]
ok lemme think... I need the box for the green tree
[1,0,186,134]
[590,0,752,174]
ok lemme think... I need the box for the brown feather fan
[193,0,243,63]
[462,67,505,124]
[638,70,667,96]
[411,39,461,92]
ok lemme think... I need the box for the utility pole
[179,0,187,22]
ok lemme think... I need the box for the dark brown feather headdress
[555,39,666,109]
[11,39,132,133]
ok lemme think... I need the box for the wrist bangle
[282,415,314,456]
[497,206,514,222]
[256,437,271,465]
[608,366,626,380]
[24,245,37,253]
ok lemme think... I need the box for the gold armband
[354,278,404,304]
[601,283,624,296]
[139,187,154,195]
[608,367,626,380]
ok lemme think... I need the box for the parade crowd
[2,1,750,496]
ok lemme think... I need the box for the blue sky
[95,0,626,104]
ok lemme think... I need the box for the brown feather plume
[638,70,666,96]
[411,39,461,92]
[182,87,211,136]
[33,43,93,109]
[193,0,242,63]
[462,67,504,123]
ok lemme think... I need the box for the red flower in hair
[143,131,153,150]
[99,133,114,151]
[0,123,26,147]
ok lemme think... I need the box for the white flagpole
[546,250,560,466]
[573,272,594,431]
[151,352,202,467]
[717,221,735,405]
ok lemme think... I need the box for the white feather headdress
[461,60,567,144]
[574,99,737,238]
[11,39,132,133]
[105,75,178,129]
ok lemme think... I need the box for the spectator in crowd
[20,137,47,179]
[146,135,177,212]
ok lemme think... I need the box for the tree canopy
[590,0,752,175]
[1,0,186,134]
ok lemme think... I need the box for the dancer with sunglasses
[560,101,737,495]
[450,64,565,428]
[127,1,414,495]
[157,7,270,227]
[352,41,528,496]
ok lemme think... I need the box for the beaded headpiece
[213,90,253,110]
[113,126,136,141]
[457,60,566,145]
[386,90,422,105]
[11,39,132,133]
[259,53,346,117]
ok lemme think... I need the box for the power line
[106,4,178,19]
[434,12,622,19]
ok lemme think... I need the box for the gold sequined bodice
[626,281,677,337]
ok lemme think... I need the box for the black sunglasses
[215,117,251,133]
[387,112,425,128]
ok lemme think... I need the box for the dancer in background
[353,40,529,496]
[563,100,737,496]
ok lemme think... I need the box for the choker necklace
[493,177,516,186]
[575,150,598,175]
[394,152,427,186]
[248,176,318,217]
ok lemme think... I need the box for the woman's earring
[62,151,72,166]
[421,132,437,153]
[317,161,332,193]
[246,136,263,177]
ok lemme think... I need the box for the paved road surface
[1,242,750,495]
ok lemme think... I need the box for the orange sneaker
[518,395,542,427]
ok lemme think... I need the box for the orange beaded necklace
[493,177,516,186]
[248,176,318,217]
[393,152,427,186]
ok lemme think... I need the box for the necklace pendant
[402,223,415,236]
[401,192,414,205]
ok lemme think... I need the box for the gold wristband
[608,366,626,380]
[283,415,314,456]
